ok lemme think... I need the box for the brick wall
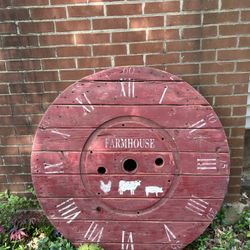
[0,0,249,202]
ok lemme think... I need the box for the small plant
[78,244,104,250]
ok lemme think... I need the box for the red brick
[145,1,179,13]
[0,23,16,34]
[146,54,180,65]
[183,0,218,10]
[241,11,250,21]
[167,14,201,26]
[217,73,249,84]
[0,72,22,82]
[201,62,234,73]
[234,84,248,94]
[230,167,243,176]
[237,62,250,72]
[30,7,66,19]
[25,71,59,82]
[40,34,74,45]
[93,18,127,30]
[57,46,91,57]
[182,26,217,39]
[2,35,38,47]
[225,194,240,203]
[115,55,143,66]
[7,60,41,71]
[13,104,44,115]
[219,24,250,36]
[222,0,250,9]
[20,48,56,58]
[166,64,199,75]
[0,106,12,115]
[75,33,110,44]
[0,146,19,155]
[112,31,146,43]
[199,85,233,96]
[0,8,29,20]
[229,138,245,148]
[42,59,75,69]
[78,57,111,68]
[130,42,164,54]
[213,107,231,117]
[4,136,33,145]
[19,22,54,34]
[215,96,247,106]
[231,149,244,158]
[228,186,241,194]
[239,37,250,47]
[68,5,104,17]
[218,49,250,61]
[93,44,126,56]
[51,0,86,4]
[148,29,179,41]
[60,70,94,81]
[231,127,246,137]
[203,12,239,24]
[221,117,246,127]
[107,4,142,16]
[182,51,215,62]
[9,83,43,94]
[44,82,71,92]
[202,38,237,49]
[0,176,7,184]
[130,16,164,29]
[167,40,200,52]
[8,174,32,183]
[56,20,90,32]
[11,0,49,6]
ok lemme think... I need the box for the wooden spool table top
[31,67,230,250]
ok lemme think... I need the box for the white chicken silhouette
[100,180,112,194]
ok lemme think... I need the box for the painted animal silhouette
[118,180,141,195]
[145,186,163,197]
[100,180,112,194]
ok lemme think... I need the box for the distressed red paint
[31,67,230,249]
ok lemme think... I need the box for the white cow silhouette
[118,180,141,195]
[145,186,163,197]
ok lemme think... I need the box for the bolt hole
[97,192,101,195]
[123,159,137,173]
[155,157,164,166]
[96,207,101,212]
[122,124,125,127]
[161,137,164,140]
[168,180,171,183]
[137,211,140,214]
[97,166,106,175]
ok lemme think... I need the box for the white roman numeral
[197,158,217,170]
[56,198,81,224]
[189,113,218,134]
[51,129,70,139]
[121,231,134,250]
[185,195,209,217]
[84,221,104,243]
[75,93,95,114]
[164,224,176,242]
[44,162,64,174]
[189,119,206,134]
[119,79,135,98]
[159,86,168,104]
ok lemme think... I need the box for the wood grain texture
[31,66,230,249]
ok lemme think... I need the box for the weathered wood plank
[82,66,182,81]
[32,175,229,199]
[38,105,222,129]
[50,220,208,245]
[38,197,223,222]
[32,128,229,152]
[52,81,208,105]
[31,151,229,175]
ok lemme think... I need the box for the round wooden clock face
[31,67,230,250]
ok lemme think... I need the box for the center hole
[155,157,164,166]
[123,159,137,173]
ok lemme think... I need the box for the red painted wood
[31,152,229,175]
[33,128,228,152]
[39,105,222,129]
[31,67,230,250]
[53,81,208,105]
